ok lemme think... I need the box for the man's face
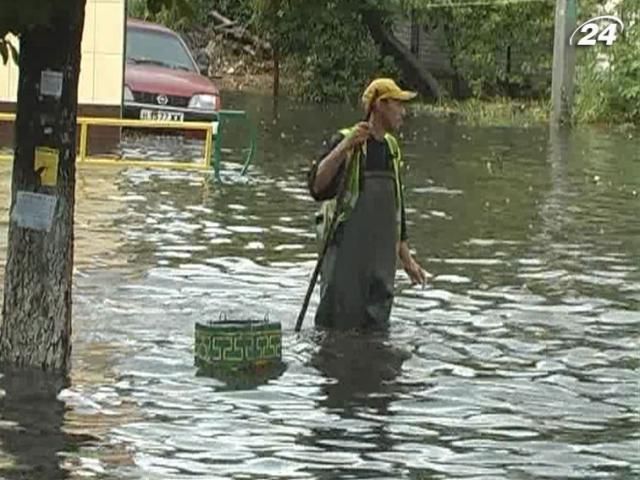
[377,98,406,131]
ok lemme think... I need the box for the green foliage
[4,0,636,123]
[217,0,256,25]
[252,0,402,102]
[145,0,192,16]
[575,0,640,124]
[127,0,196,31]
[132,0,395,103]
[257,1,390,102]
[410,0,554,99]
[129,0,254,32]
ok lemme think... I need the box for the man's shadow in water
[301,330,412,479]
[310,330,410,413]
[0,367,83,480]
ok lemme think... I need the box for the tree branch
[360,8,442,100]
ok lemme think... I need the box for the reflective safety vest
[315,125,405,246]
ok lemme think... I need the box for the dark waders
[314,170,398,331]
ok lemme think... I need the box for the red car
[123,18,221,123]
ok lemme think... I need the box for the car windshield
[126,27,196,72]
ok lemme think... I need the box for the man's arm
[395,170,431,285]
[312,137,349,197]
[308,122,370,200]
[307,134,346,201]
[398,240,413,265]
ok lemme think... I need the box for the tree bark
[0,0,87,372]
[360,9,442,101]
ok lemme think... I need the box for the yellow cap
[362,78,417,112]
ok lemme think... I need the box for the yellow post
[203,125,213,168]
[78,121,88,162]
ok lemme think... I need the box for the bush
[575,0,640,124]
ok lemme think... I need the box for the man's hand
[398,241,432,286]
[313,122,370,196]
[341,122,370,151]
[403,256,430,286]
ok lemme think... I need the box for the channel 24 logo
[569,15,625,47]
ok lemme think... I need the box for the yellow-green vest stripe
[331,125,404,238]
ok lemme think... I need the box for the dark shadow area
[0,367,74,480]
[311,330,410,412]
[301,331,412,479]
[196,360,288,391]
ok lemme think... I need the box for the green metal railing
[211,110,257,181]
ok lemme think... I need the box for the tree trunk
[441,20,473,100]
[0,0,87,372]
[361,9,442,100]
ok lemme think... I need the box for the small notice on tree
[40,70,63,98]
[11,191,58,232]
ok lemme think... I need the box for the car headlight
[188,94,217,111]
[124,85,134,102]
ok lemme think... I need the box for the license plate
[140,109,184,122]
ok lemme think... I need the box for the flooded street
[0,92,638,479]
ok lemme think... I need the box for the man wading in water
[307,78,431,331]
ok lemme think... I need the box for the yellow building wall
[0,34,19,103]
[0,0,125,108]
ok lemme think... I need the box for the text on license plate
[140,109,184,122]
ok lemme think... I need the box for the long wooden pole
[294,157,353,333]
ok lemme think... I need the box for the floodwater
[0,92,638,479]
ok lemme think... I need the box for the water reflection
[311,331,409,412]
[196,362,288,392]
[303,331,410,479]
[0,369,71,479]
[0,92,638,479]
